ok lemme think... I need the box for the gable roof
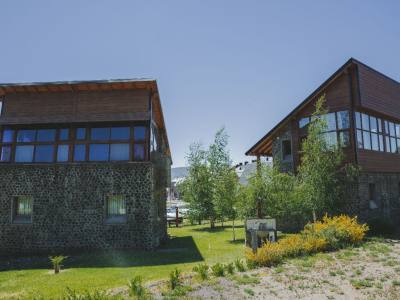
[245,58,398,157]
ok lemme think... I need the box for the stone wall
[272,126,294,173]
[0,162,168,254]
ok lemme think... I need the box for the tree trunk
[257,199,262,219]
[198,219,202,225]
[221,219,224,228]
[312,210,317,223]
[210,217,215,229]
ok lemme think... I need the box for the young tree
[180,143,214,225]
[297,94,351,222]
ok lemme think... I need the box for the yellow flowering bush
[246,214,368,267]
[303,215,369,249]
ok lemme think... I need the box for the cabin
[0,79,171,253]
[246,58,400,226]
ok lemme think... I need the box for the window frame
[12,195,33,224]
[0,122,150,164]
[105,194,127,224]
[355,112,385,153]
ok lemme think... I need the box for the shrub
[246,214,367,267]
[192,264,209,280]
[128,276,149,299]
[64,288,111,300]
[234,259,246,272]
[211,263,225,277]
[169,268,182,290]
[225,262,235,275]
[49,255,68,274]
[303,215,368,249]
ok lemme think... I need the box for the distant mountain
[171,167,189,182]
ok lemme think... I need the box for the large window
[0,124,149,163]
[299,110,350,148]
[106,195,126,223]
[356,111,400,154]
[13,196,33,223]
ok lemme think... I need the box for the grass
[0,221,245,299]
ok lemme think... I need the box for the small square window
[13,196,33,223]
[76,128,86,140]
[59,129,70,141]
[106,195,126,223]
[2,129,14,143]
[282,140,292,161]
[134,126,146,142]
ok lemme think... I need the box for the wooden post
[256,155,262,218]
[251,230,258,254]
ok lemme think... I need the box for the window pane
[0,101,2,115]
[363,131,371,150]
[59,129,69,140]
[91,128,110,141]
[74,144,86,161]
[111,127,130,140]
[35,145,54,162]
[384,121,389,135]
[2,129,14,142]
[134,144,145,161]
[299,117,310,128]
[134,126,146,141]
[57,145,69,162]
[321,113,336,131]
[15,145,34,162]
[0,146,11,162]
[361,114,370,131]
[323,131,337,148]
[107,196,126,216]
[391,137,397,153]
[386,136,391,153]
[398,139,400,153]
[76,128,86,140]
[17,130,36,143]
[16,196,32,216]
[356,130,363,149]
[371,133,379,151]
[355,112,362,129]
[396,124,400,138]
[377,118,383,133]
[339,131,350,147]
[378,135,384,152]
[337,111,349,129]
[370,117,378,133]
[89,144,109,161]
[37,129,56,142]
[110,144,130,161]
[389,122,396,137]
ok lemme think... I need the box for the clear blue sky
[1,1,399,167]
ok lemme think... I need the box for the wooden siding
[357,150,400,173]
[358,63,400,120]
[0,89,150,125]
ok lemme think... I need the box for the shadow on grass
[192,224,244,233]
[0,236,203,272]
[229,238,245,244]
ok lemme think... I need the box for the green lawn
[0,222,245,299]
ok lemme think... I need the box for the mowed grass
[0,222,245,299]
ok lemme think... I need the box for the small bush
[234,259,246,272]
[64,288,111,300]
[211,263,225,277]
[303,215,368,249]
[169,268,182,290]
[49,255,68,274]
[246,214,368,267]
[192,264,209,280]
[128,276,149,299]
[225,262,235,275]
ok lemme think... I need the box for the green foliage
[64,288,113,300]
[234,259,246,272]
[244,288,255,296]
[49,255,68,274]
[225,262,235,275]
[211,263,225,277]
[192,263,209,280]
[169,268,182,290]
[128,276,149,299]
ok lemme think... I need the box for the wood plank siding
[0,89,150,125]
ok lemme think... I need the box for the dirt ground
[146,238,400,300]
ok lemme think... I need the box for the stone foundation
[0,162,168,254]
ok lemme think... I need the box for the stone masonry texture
[0,162,168,254]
